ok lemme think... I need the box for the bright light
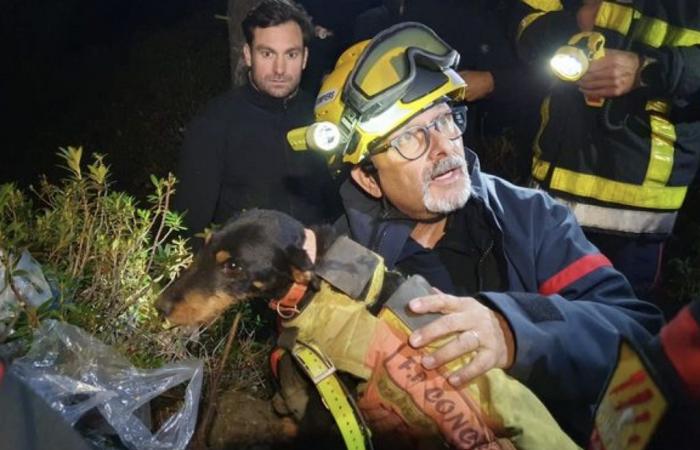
[307,122,341,152]
[550,47,589,82]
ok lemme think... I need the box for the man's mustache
[423,155,467,182]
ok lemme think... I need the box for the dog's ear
[285,246,313,284]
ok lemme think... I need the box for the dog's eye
[222,260,243,276]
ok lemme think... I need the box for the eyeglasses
[370,106,467,161]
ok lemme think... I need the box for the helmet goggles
[345,22,460,118]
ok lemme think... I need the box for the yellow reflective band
[636,16,700,47]
[292,342,372,450]
[646,100,671,115]
[532,158,550,181]
[663,25,700,46]
[645,110,676,186]
[596,2,700,48]
[518,11,548,41]
[521,0,562,12]
[547,166,687,209]
[596,1,637,35]
[532,97,684,210]
[532,96,551,162]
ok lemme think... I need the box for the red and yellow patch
[589,341,667,450]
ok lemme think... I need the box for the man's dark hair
[242,0,314,46]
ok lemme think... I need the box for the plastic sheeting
[10,320,203,450]
[0,249,52,320]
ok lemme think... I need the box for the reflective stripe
[521,0,562,12]
[596,2,700,48]
[532,98,684,211]
[595,1,637,35]
[646,111,676,186]
[555,197,678,234]
[532,158,549,181]
[517,11,548,41]
[636,16,700,47]
[545,166,687,209]
[646,100,671,115]
[532,96,551,163]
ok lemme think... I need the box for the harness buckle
[292,341,337,385]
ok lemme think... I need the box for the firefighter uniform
[515,0,700,293]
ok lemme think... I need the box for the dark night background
[1,0,230,196]
[1,0,697,315]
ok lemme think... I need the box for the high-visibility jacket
[516,0,700,237]
[279,236,580,450]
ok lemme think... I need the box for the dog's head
[155,209,314,325]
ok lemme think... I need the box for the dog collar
[268,229,317,319]
[269,282,309,319]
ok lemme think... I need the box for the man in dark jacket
[174,0,340,244]
[287,22,663,445]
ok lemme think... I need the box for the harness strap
[291,341,373,450]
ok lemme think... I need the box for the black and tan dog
[155,209,334,325]
[156,209,578,450]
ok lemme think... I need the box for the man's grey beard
[421,154,471,214]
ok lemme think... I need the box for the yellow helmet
[287,22,467,165]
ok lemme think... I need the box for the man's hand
[577,0,602,31]
[578,49,642,98]
[407,293,515,387]
[459,70,495,102]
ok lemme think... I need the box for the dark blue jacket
[335,150,664,444]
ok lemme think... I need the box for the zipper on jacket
[476,239,495,292]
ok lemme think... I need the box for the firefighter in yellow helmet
[287,22,662,446]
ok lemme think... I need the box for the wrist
[635,54,658,88]
[485,71,495,96]
[495,311,516,369]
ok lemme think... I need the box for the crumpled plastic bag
[10,320,203,450]
[0,249,53,320]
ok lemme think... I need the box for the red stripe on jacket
[661,306,700,401]
[539,253,612,295]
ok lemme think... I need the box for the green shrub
[0,147,194,366]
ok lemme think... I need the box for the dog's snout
[155,297,175,317]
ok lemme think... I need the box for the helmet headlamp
[306,122,342,152]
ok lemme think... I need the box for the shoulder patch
[510,293,564,322]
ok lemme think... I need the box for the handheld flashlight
[550,32,606,107]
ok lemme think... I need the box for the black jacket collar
[242,78,301,112]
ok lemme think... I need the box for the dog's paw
[271,391,292,416]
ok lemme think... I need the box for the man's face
[352,103,471,221]
[243,21,308,98]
